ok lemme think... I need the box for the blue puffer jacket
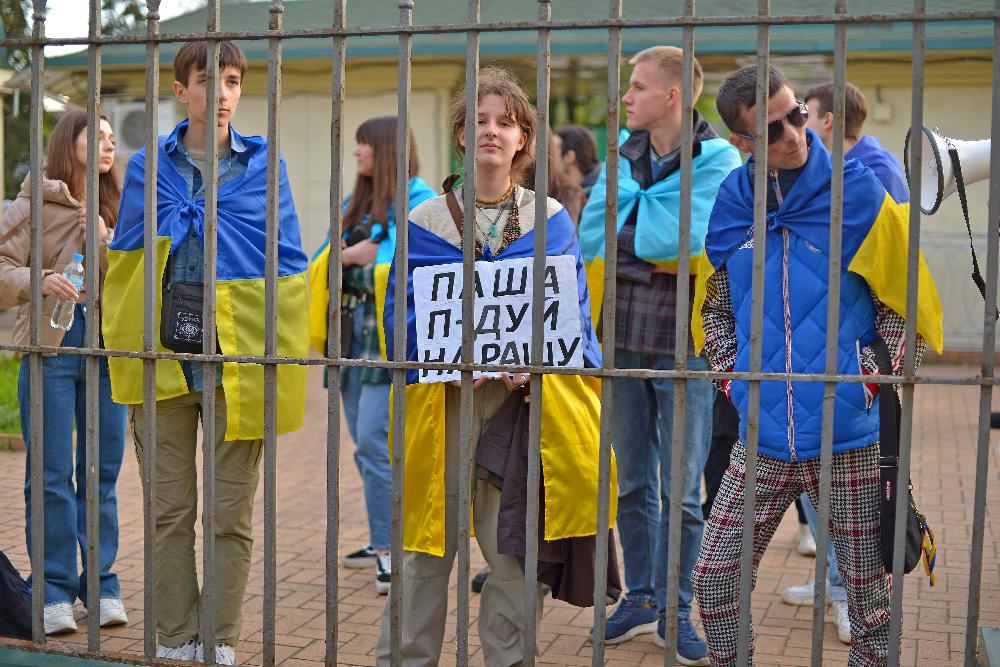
[707,132,890,462]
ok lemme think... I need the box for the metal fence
[0,0,996,666]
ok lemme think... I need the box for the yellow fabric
[214,271,311,440]
[847,196,944,353]
[389,382,448,556]
[307,247,331,354]
[539,374,617,539]
[585,257,605,327]
[374,263,391,360]
[102,237,190,404]
[394,376,616,557]
[690,254,714,354]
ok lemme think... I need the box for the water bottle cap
[72,253,83,262]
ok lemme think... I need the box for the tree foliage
[102,0,146,36]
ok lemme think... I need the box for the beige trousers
[131,387,263,648]
[375,382,544,667]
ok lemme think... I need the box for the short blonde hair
[629,46,703,101]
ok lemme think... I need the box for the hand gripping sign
[412,255,584,383]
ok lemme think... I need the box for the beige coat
[0,174,110,352]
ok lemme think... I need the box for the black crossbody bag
[160,256,220,355]
[872,337,935,581]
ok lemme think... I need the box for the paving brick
[0,364,996,664]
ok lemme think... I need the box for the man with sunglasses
[690,66,943,666]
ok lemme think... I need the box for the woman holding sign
[376,67,618,667]
[307,117,435,595]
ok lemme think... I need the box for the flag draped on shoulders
[383,199,615,557]
[306,176,435,355]
[692,129,944,356]
[102,120,310,441]
[578,129,742,324]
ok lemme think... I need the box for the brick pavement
[0,364,996,666]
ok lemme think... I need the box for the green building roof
[46,0,993,67]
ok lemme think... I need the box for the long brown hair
[448,66,537,185]
[343,116,419,232]
[45,109,122,228]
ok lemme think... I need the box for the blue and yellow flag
[694,130,944,356]
[306,176,435,355]
[102,121,310,441]
[578,129,742,324]
[383,202,615,556]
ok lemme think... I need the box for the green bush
[0,355,21,434]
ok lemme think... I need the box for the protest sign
[412,255,583,383]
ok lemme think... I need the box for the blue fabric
[384,206,602,384]
[165,125,250,392]
[309,176,437,266]
[800,492,847,601]
[612,349,713,621]
[112,119,308,280]
[847,135,910,204]
[19,305,126,605]
[579,131,742,263]
[707,130,887,462]
[341,308,392,551]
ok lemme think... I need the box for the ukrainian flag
[102,121,310,441]
[578,129,742,325]
[306,176,435,356]
[383,200,616,557]
[693,130,944,356]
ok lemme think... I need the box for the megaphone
[903,126,991,215]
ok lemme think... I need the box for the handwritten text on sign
[412,255,583,383]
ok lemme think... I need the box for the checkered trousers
[693,442,893,666]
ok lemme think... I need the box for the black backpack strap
[871,337,901,464]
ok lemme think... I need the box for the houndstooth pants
[693,442,893,666]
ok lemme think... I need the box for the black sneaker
[375,553,391,595]
[342,544,378,569]
[471,566,491,593]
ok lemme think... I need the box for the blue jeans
[612,349,714,622]
[800,492,847,602]
[341,352,392,551]
[20,305,127,605]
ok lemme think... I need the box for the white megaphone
[903,126,991,215]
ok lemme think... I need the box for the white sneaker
[84,597,128,627]
[156,640,197,660]
[195,642,236,665]
[43,602,77,635]
[796,524,817,557]
[833,601,852,644]
[375,552,391,595]
[782,580,819,606]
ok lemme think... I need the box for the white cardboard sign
[412,255,584,383]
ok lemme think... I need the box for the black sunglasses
[735,101,809,145]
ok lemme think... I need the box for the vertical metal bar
[326,2,346,666]
[391,6,413,663]
[27,0,46,645]
[389,2,418,663]
[84,0,102,652]
[589,0,621,659]
[201,3,221,661]
[736,1,770,662]
[663,4,696,664]
[963,3,1000,663]
[262,3,284,665]
[142,1,162,659]
[888,2,925,664]
[523,4,551,665]
[811,3,848,665]
[454,1,480,664]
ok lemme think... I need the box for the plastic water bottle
[50,253,84,331]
